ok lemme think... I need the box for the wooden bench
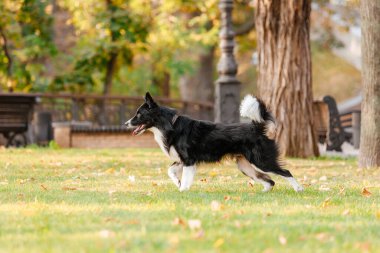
[313,95,360,151]
[0,94,36,147]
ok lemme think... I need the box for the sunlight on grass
[0,148,379,253]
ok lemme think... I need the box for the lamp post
[214,0,240,123]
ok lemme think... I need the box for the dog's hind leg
[179,165,196,192]
[168,162,183,188]
[236,156,275,192]
[249,155,304,192]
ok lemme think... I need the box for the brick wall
[71,132,158,148]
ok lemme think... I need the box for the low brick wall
[71,132,157,148]
[53,123,158,148]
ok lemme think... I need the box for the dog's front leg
[168,162,183,188]
[179,165,196,192]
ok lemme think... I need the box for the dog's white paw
[293,184,304,192]
[179,185,190,192]
[262,184,273,192]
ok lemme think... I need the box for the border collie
[125,92,303,192]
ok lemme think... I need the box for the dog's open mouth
[132,124,147,136]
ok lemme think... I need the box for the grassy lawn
[0,148,379,253]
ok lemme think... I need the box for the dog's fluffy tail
[240,95,276,139]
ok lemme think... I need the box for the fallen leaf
[209,171,218,177]
[248,179,255,187]
[62,186,77,191]
[234,221,242,228]
[224,196,231,201]
[279,235,287,245]
[319,176,327,181]
[119,167,126,175]
[40,184,48,191]
[342,209,350,216]
[105,168,115,174]
[108,189,116,196]
[222,213,230,219]
[169,235,179,245]
[211,200,223,211]
[99,229,115,238]
[322,197,331,208]
[200,178,207,182]
[172,217,186,227]
[376,211,380,219]
[319,185,331,192]
[315,232,334,242]
[152,182,158,186]
[188,219,202,231]
[361,187,372,197]
[213,238,224,248]
[128,175,136,182]
[124,219,139,225]
[0,180,9,185]
[356,242,371,253]
[338,186,345,195]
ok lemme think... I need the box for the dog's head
[124,92,160,135]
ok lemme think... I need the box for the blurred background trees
[0,0,362,103]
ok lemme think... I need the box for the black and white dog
[125,92,303,192]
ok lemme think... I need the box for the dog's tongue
[132,125,145,136]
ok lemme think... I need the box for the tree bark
[152,69,171,98]
[359,0,380,168]
[255,0,319,157]
[103,51,118,95]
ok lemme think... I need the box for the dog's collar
[171,114,179,125]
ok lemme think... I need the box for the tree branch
[234,18,255,36]
[0,27,13,77]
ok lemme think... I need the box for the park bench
[314,95,361,152]
[0,94,36,147]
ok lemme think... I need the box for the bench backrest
[0,95,36,132]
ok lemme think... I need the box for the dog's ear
[145,92,157,108]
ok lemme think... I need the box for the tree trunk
[152,70,171,98]
[179,46,215,102]
[359,0,380,168]
[255,0,319,157]
[103,51,118,95]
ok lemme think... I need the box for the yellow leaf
[172,217,186,227]
[105,168,115,174]
[279,235,287,245]
[40,184,48,191]
[322,197,331,208]
[211,200,223,211]
[188,219,202,231]
[62,186,77,191]
[213,238,224,248]
[361,187,372,197]
[209,171,218,177]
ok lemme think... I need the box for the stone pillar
[53,122,71,148]
[214,0,241,123]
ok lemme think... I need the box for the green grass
[0,148,379,253]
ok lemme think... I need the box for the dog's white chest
[149,127,180,162]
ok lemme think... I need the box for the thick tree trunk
[179,46,215,102]
[359,0,380,168]
[255,0,319,157]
